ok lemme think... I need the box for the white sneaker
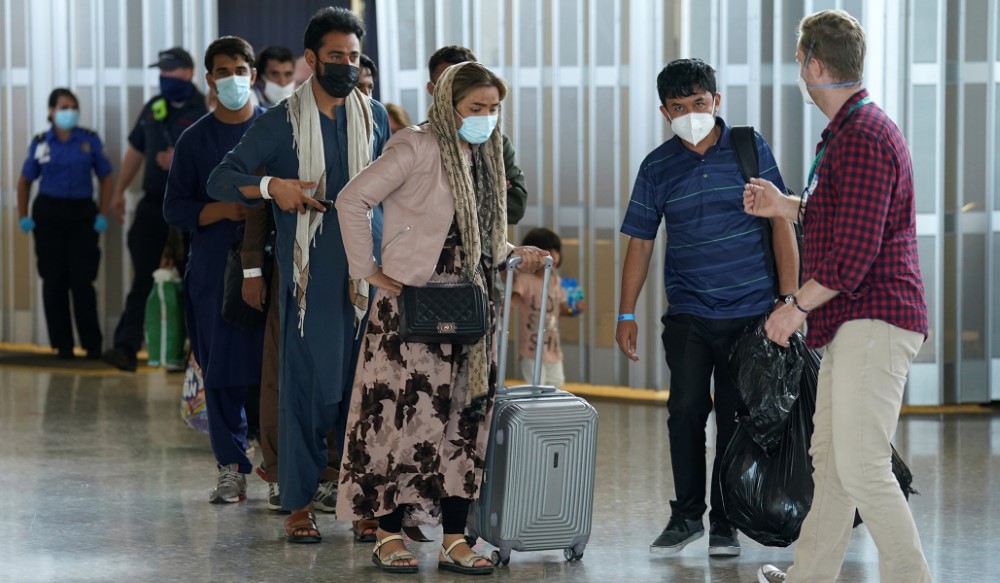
[209,464,247,504]
[758,564,787,582]
[266,481,282,511]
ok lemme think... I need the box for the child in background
[511,228,584,388]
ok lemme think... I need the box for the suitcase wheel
[490,550,510,566]
[564,547,584,562]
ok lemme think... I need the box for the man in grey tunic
[208,7,388,542]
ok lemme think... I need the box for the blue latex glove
[19,216,35,233]
[94,214,108,234]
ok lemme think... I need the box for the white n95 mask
[671,112,716,146]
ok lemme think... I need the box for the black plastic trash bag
[720,335,820,547]
[853,446,918,527]
[729,316,806,453]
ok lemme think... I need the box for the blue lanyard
[805,96,872,188]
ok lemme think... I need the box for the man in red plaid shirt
[744,9,931,583]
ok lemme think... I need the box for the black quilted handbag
[398,282,488,344]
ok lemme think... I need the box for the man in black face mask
[103,47,207,371]
[208,7,390,544]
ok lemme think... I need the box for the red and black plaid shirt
[802,89,928,348]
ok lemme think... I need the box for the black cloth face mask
[315,62,359,98]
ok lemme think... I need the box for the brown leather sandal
[285,510,321,544]
[353,519,379,543]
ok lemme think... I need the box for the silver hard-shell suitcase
[467,255,599,565]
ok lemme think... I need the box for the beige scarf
[427,62,508,407]
[286,80,373,335]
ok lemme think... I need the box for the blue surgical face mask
[53,109,79,130]
[798,41,862,105]
[159,75,194,102]
[214,74,252,111]
[455,108,499,144]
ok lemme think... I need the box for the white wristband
[243,268,263,278]
[259,176,273,200]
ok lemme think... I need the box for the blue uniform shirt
[21,127,113,199]
[620,118,787,319]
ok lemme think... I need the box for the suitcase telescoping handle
[496,253,555,392]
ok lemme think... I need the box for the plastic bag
[721,334,819,547]
[723,321,920,544]
[853,446,918,527]
[729,315,806,452]
[145,267,186,368]
[180,354,209,433]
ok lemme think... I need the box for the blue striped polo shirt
[621,118,786,318]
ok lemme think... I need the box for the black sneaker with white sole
[649,516,704,555]
[708,521,741,557]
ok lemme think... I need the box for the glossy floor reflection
[1,368,997,582]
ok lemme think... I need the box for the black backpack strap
[730,126,760,182]
[731,126,781,294]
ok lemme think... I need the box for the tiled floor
[0,367,997,582]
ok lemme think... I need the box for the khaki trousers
[787,319,931,583]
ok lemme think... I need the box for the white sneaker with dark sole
[312,480,337,514]
[266,481,282,511]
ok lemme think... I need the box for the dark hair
[47,88,78,122]
[204,36,255,72]
[48,88,78,110]
[656,58,717,105]
[256,45,294,75]
[521,228,561,254]
[360,54,378,80]
[428,45,476,82]
[304,6,365,55]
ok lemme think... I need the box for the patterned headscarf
[427,62,508,408]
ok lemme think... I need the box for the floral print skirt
[335,223,496,525]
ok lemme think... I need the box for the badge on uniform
[34,142,50,164]
[802,172,819,205]
[81,141,91,153]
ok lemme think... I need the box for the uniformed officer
[16,88,113,359]
[102,47,207,371]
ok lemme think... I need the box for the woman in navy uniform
[16,88,113,359]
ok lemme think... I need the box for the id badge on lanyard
[802,95,871,207]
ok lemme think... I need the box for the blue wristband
[617,314,636,322]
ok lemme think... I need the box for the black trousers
[660,312,759,525]
[379,497,471,534]
[112,194,168,355]
[32,195,102,355]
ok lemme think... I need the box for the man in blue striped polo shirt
[615,58,798,558]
